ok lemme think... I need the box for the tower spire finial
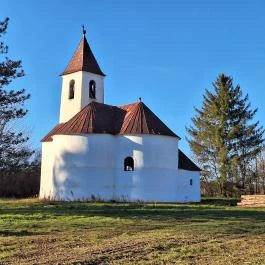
[82,24,86,36]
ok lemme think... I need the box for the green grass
[1,197,265,264]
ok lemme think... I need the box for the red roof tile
[119,102,178,137]
[57,102,122,135]
[42,101,180,142]
[61,35,105,76]
[41,123,65,142]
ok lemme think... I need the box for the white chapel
[39,30,201,202]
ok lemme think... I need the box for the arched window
[190,179,193,186]
[69,80,75,99]
[89,80,96,99]
[124,157,134,171]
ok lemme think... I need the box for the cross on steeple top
[82,24,86,35]
[61,28,105,76]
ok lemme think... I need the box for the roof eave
[60,69,106,77]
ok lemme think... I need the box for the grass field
[1,198,265,265]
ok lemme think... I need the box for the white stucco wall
[114,135,180,202]
[176,170,201,202]
[59,71,104,123]
[40,134,201,202]
[81,72,104,107]
[40,142,56,199]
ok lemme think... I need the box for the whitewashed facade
[40,32,201,202]
[59,71,104,123]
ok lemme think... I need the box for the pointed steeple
[62,31,105,76]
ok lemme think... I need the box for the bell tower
[59,27,105,123]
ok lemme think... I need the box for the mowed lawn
[1,198,265,264]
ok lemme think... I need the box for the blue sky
[2,0,265,156]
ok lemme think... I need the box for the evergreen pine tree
[0,17,33,172]
[187,74,264,195]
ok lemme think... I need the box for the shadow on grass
[200,197,239,206]
[0,198,264,224]
[0,230,38,237]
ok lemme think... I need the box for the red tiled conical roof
[56,102,122,135]
[61,35,105,76]
[42,101,180,141]
[119,102,178,137]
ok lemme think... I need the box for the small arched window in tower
[124,157,134,171]
[190,179,193,186]
[69,80,75,99]
[89,80,96,99]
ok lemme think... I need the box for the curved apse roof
[42,101,180,142]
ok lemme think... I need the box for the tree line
[0,18,40,197]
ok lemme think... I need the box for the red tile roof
[41,123,65,142]
[42,101,180,142]
[119,102,179,137]
[54,102,121,135]
[61,35,105,76]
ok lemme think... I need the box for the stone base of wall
[237,195,265,207]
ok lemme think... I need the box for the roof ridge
[139,102,150,134]
[89,102,97,132]
[80,36,85,72]
[119,104,136,134]
[80,103,94,132]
